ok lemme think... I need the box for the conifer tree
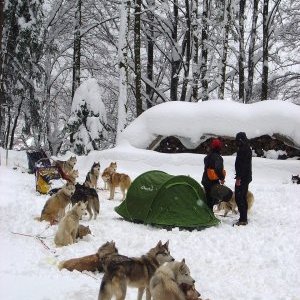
[68,79,108,155]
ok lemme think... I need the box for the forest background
[0,0,299,155]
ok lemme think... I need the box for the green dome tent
[115,170,220,229]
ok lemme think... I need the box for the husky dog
[36,182,75,224]
[71,183,100,220]
[58,241,118,272]
[54,156,77,175]
[103,171,131,201]
[150,259,195,300]
[180,283,202,300]
[76,224,91,239]
[292,175,300,184]
[48,183,100,220]
[67,169,79,184]
[102,162,117,189]
[217,190,254,217]
[98,240,174,300]
[84,162,101,189]
[54,201,87,247]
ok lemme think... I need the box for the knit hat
[211,138,223,150]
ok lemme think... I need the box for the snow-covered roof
[118,100,300,149]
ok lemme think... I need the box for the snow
[0,144,300,300]
[118,100,300,149]
[68,78,108,153]
[264,149,287,159]
[70,78,107,123]
[1,98,300,299]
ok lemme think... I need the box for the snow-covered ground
[0,147,300,300]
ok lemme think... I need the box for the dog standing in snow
[103,171,131,201]
[101,162,117,190]
[217,190,254,217]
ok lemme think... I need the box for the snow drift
[118,100,300,149]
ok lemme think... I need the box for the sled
[26,150,62,194]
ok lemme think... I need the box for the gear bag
[207,168,226,181]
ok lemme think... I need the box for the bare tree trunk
[134,0,142,116]
[218,0,232,99]
[238,0,246,102]
[261,0,269,101]
[200,0,208,101]
[0,0,3,62]
[146,0,154,108]
[9,98,23,149]
[71,0,82,100]
[180,0,191,101]
[70,0,81,144]
[0,0,17,147]
[261,0,281,100]
[48,105,63,156]
[29,85,41,146]
[4,106,10,149]
[245,0,259,103]
[116,0,130,142]
[0,0,4,145]
[191,0,199,102]
[170,0,180,101]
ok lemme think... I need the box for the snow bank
[1,149,300,300]
[118,100,300,149]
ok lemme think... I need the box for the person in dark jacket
[234,132,252,226]
[201,138,232,210]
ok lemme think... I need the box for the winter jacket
[235,143,252,184]
[201,150,225,189]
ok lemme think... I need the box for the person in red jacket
[201,138,232,210]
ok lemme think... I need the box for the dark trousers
[204,186,214,210]
[235,183,249,222]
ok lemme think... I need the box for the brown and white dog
[58,241,118,272]
[67,169,79,184]
[98,241,174,300]
[102,171,131,201]
[217,190,254,217]
[150,259,195,300]
[54,156,77,176]
[76,224,91,239]
[54,201,87,247]
[101,162,117,190]
[36,182,75,224]
[180,283,202,300]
